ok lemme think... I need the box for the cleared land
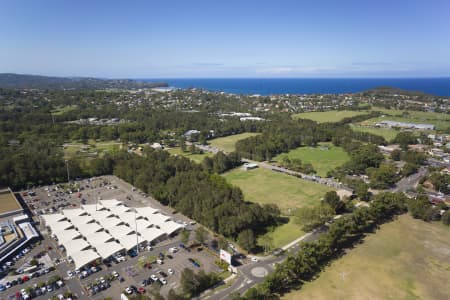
[209,132,260,153]
[283,215,450,300]
[293,111,368,123]
[350,125,400,141]
[0,189,22,214]
[166,147,212,163]
[224,168,332,248]
[273,142,349,177]
[63,141,122,160]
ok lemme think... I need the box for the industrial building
[0,188,39,264]
[41,200,184,269]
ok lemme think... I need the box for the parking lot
[0,175,223,299]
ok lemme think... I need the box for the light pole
[134,208,139,255]
[65,160,70,183]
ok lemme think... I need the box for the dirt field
[283,214,450,300]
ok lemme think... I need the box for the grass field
[0,189,22,214]
[223,168,332,212]
[273,142,349,177]
[350,125,400,142]
[224,168,332,249]
[258,218,304,250]
[166,147,212,163]
[283,214,450,300]
[209,132,260,153]
[51,105,78,116]
[293,110,368,123]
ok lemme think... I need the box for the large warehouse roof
[82,204,106,215]
[118,212,143,226]
[70,215,95,227]
[147,213,171,226]
[89,209,114,221]
[71,249,100,270]
[109,205,131,216]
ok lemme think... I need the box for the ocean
[142,78,450,97]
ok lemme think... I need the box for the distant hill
[360,86,432,97]
[0,73,168,90]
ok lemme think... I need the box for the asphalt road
[208,229,325,300]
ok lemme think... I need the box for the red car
[22,275,29,282]
[138,287,145,294]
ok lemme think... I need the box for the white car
[151,274,158,281]
[168,268,174,275]
[125,287,133,294]
[159,278,167,285]
[67,270,73,277]
[251,257,259,262]
[112,271,119,278]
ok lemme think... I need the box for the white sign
[220,249,232,265]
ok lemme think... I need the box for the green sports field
[273,143,349,177]
[209,132,260,153]
[350,125,400,142]
[293,110,368,123]
[283,214,450,300]
[224,167,332,249]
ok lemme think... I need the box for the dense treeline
[235,115,387,162]
[113,149,280,244]
[238,192,409,299]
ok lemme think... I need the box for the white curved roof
[107,225,134,238]
[70,215,95,227]
[118,212,143,226]
[82,204,106,214]
[70,249,100,270]
[49,221,74,233]
[147,213,171,225]
[109,205,131,216]
[140,227,166,243]
[41,214,66,226]
[99,199,123,208]
[95,242,124,259]
[117,234,142,250]
[89,209,114,221]
[54,229,82,244]
[135,206,159,217]
[85,231,115,247]
[62,208,87,220]
[161,220,184,235]
[65,239,91,257]
[98,217,124,230]
[77,222,103,236]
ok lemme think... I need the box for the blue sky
[1,0,450,78]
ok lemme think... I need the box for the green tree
[259,234,274,254]
[323,191,344,213]
[294,204,334,231]
[195,226,207,244]
[237,229,256,252]
[180,229,190,245]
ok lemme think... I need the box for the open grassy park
[273,142,349,177]
[283,214,450,300]
[166,147,212,163]
[350,124,400,142]
[209,132,260,153]
[293,110,368,123]
[224,167,333,249]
